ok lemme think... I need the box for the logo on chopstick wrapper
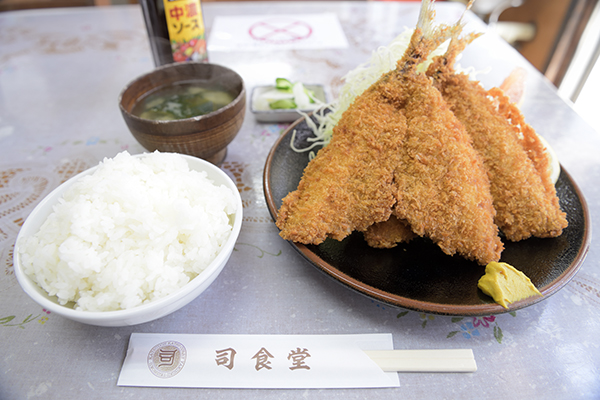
[147,340,187,378]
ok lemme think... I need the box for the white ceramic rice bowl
[13,153,242,327]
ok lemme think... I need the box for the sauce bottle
[139,0,209,66]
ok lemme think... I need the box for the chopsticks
[364,349,477,372]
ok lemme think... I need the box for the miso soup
[132,82,236,121]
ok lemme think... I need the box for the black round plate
[263,115,591,316]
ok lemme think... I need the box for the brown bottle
[139,0,208,67]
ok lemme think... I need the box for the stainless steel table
[1,2,598,399]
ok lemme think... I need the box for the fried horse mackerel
[275,0,566,266]
[426,17,567,242]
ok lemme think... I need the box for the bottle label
[163,0,208,62]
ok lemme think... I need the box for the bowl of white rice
[13,151,242,326]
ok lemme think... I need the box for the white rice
[18,151,237,312]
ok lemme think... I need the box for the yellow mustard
[478,262,542,308]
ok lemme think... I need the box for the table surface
[1,2,599,399]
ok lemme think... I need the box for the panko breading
[276,0,446,245]
[363,215,416,249]
[385,70,503,265]
[277,0,504,265]
[427,35,568,241]
[276,90,406,244]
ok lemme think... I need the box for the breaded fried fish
[276,0,446,245]
[277,0,504,265]
[276,94,406,244]
[385,61,503,265]
[426,28,568,241]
